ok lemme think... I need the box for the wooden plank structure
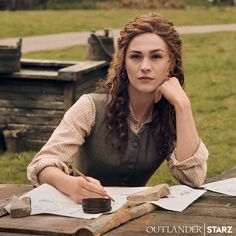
[0,167,235,235]
[0,58,109,150]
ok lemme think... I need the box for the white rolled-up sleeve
[167,140,208,187]
[27,94,96,187]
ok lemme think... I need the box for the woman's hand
[67,175,108,203]
[155,77,190,108]
[38,166,108,204]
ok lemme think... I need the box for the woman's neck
[128,89,155,124]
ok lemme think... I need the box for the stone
[10,196,31,218]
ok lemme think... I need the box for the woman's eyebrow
[127,50,141,54]
[127,49,166,54]
[150,49,166,53]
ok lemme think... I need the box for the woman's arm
[158,77,208,187]
[27,94,107,202]
[159,77,200,161]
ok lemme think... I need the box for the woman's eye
[130,54,141,60]
[152,54,161,59]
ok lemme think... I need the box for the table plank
[181,194,236,218]
[0,215,92,235]
[0,184,32,199]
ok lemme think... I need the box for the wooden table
[0,167,235,236]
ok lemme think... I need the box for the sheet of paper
[152,185,206,212]
[5,184,101,219]
[108,185,206,212]
[201,177,236,196]
[5,184,206,218]
[5,184,147,219]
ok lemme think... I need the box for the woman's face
[125,33,170,97]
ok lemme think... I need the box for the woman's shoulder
[88,93,111,105]
[88,93,108,100]
[73,93,107,107]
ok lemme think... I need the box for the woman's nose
[140,58,151,73]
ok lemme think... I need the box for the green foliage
[0,0,214,10]
[46,0,121,9]
[0,0,48,10]
[181,0,210,6]
[0,7,236,39]
[46,0,97,9]
[0,0,234,11]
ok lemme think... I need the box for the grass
[24,45,86,61]
[0,151,36,184]
[1,31,236,185]
[183,32,236,178]
[0,7,236,39]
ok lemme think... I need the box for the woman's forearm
[38,166,73,196]
[175,99,200,162]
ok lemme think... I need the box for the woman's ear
[167,56,175,77]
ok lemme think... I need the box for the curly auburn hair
[98,12,184,158]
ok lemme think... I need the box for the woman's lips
[138,76,154,80]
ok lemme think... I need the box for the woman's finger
[80,187,108,199]
[80,178,107,196]
[87,176,102,186]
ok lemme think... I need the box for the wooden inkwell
[71,166,114,214]
[82,198,111,214]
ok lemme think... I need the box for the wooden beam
[58,60,108,81]
[64,83,75,111]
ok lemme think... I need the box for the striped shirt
[27,94,208,187]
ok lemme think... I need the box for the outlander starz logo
[145,225,233,235]
[145,225,202,234]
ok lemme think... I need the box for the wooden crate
[0,58,109,150]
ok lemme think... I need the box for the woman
[27,13,208,203]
